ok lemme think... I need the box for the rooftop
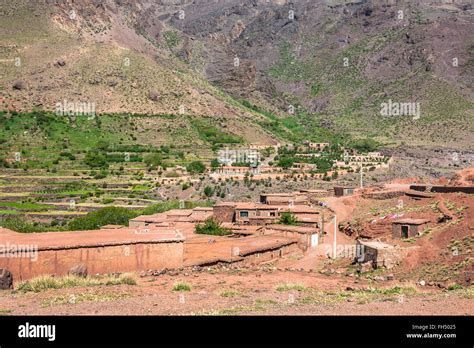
[265,224,318,234]
[0,226,184,251]
[357,239,394,249]
[392,218,430,225]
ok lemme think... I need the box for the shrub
[186,161,206,174]
[203,186,214,197]
[279,212,299,225]
[84,150,108,168]
[195,218,231,236]
[172,282,191,292]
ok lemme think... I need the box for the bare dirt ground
[0,269,471,315]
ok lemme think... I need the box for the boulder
[12,80,26,90]
[148,90,160,101]
[55,59,66,67]
[0,269,13,290]
[68,264,87,277]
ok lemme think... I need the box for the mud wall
[0,241,184,281]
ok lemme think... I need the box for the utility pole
[332,215,337,259]
[320,212,325,243]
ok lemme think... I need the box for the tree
[84,150,108,168]
[144,153,163,168]
[210,158,220,169]
[195,218,231,236]
[279,212,298,225]
[203,185,214,197]
[277,157,295,169]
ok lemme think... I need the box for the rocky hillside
[1,0,473,148]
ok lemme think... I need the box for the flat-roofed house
[234,203,280,225]
[392,218,430,239]
[334,186,355,197]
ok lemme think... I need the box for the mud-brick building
[0,226,184,281]
[334,186,355,197]
[356,239,403,269]
[392,218,430,239]
[234,203,280,224]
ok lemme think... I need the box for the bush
[203,186,214,197]
[84,150,108,168]
[186,161,206,174]
[144,153,163,167]
[195,218,231,236]
[172,282,191,292]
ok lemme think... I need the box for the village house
[303,141,330,151]
[392,218,430,239]
[356,239,403,269]
[234,203,280,225]
[214,166,260,176]
[291,162,317,172]
[334,186,355,197]
[259,192,310,206]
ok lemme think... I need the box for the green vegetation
[67,207,136,230]
[186,161,206,174]
[163,31,181,49]
[276,283,310,292]
[0,217,64,233]
[172,282,191,292]
[278,212,299,225]
[191,119,243,145]
[195,217,231,236]
[18,274,137,293]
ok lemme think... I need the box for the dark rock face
[0,269,13,290]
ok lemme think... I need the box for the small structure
[291,162,317,172]
[215,166,260,176]
[392,218,430,238]
[303,141,330,151]
[334,186,355,197]
[356,239,402,269]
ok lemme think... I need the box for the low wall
[410,185,474,194]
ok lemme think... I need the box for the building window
[270,212,276,217]
[240,211,249,218]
